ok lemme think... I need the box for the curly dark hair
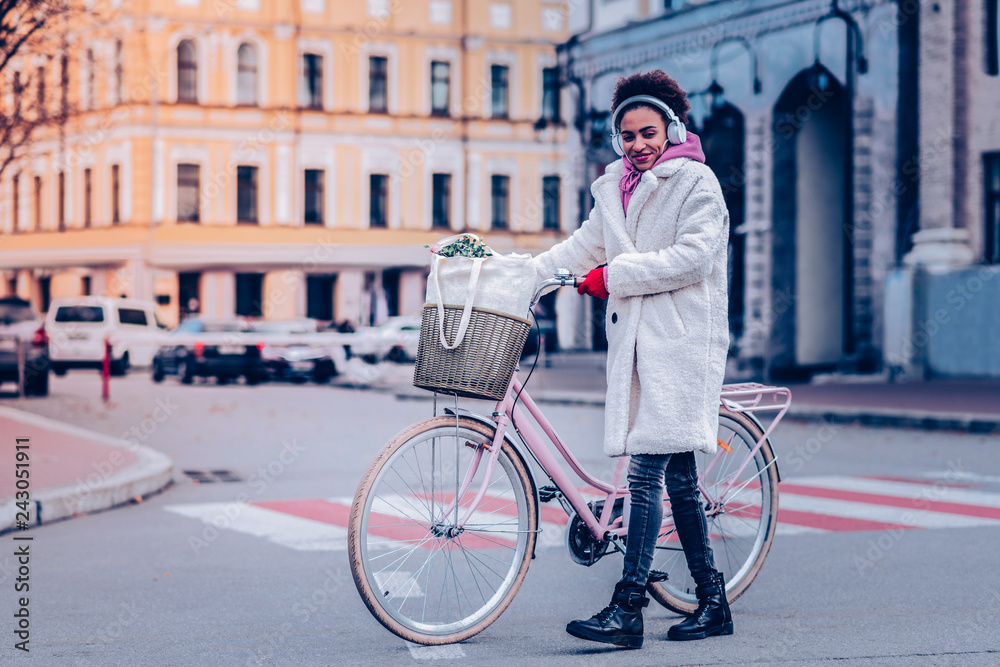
[610,69,691,127]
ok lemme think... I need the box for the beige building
[0,0,571,328]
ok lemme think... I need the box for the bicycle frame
[438,369,791,547]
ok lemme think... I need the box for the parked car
[351,316,423,363]
[152,319,265,385]
[0,297,49,396]
[46,296,164,376]
[253,319,344,383]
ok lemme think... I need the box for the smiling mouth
[632,153,652,161]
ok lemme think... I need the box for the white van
[46,297,165,375]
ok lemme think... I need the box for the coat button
[611,312,618,324]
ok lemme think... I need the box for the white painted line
[374,570,423,599]
[778,493,1000,529]
[789,475,1000,509]
[406,642,466,660]
[165,502,348,551]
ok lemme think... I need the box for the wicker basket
[413,304,531,400]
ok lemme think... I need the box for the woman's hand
[577,267,609,299]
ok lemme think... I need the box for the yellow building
[0,0,570,328]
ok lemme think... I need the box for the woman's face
[619,107,668,171]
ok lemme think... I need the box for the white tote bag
[425,235,536,350]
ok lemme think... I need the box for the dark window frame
[57,171,65,231]
[491,64,509,119]
[33,176,42,230]
[177,40,198,103]
[302,53,323,109]
[115,39,124,103]
[491,174,510,229]
[83,168,92,228]
[432,173,451,229]
[370,173,389,228]
[177,163,200,223]
[542,67,560,122]
[111,164,121,223]
[542,175,560,230]
[304,168,324,225]
[36,65,46,118]
[237,165,259,224]
[11,174,19,232]
[369,55,388,113]
[988,0,999,76]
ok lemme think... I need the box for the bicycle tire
[647,407,779,615]
[349,416,538,645]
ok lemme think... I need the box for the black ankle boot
[566,582,648,649]
[667,572,733,641]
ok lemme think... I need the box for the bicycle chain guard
[565,497,625,566]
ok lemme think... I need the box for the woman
[533,70,731,649]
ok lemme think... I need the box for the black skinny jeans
[620,451,719,591]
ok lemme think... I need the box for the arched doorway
[700,102,746,342]
[771,65,851,379]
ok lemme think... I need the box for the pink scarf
[620,132,706,214]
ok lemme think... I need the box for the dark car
[0,297,49,396]
[253,319,344,383]
[152,319,265,385]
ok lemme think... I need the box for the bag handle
[434,255,484,350]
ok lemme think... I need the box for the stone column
[262,270,304,320]
[335,268,364,328]
[201,271,236,320]
[398,269,427,317]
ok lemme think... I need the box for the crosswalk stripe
[164,502,349,551]
[164,476,1000,552]
[791,475,1000,511]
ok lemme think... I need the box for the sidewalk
[391,352,1000,433]
[0,405,173,534]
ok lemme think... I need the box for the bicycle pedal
[647,570,669,583]
[538,486,559,503]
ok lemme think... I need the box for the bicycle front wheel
[647,407,779,614]
[348,416,538,645]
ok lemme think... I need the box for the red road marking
[780,483,1000,521]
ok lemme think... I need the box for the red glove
[577,267,609,299]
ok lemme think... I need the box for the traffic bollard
[102,337,110,402]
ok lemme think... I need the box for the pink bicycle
[348,272,791,645]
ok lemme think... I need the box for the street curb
[393,388,1000,433]
[0,405,174,534]
[784,404,1000,433]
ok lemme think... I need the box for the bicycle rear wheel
[647,407,779,614]
[348,416,538,645]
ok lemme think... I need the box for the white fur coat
[534,157,730,457]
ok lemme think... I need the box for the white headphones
[609,94,687,157]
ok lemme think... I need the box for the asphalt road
[1,369,999,666]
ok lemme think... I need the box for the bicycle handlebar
[530,270,579,309]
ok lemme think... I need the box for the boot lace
[593,602,622,625]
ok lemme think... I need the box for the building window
[82,276,91,295]
[542,176,560,230]
[432,173,451,229]
[986,153,1000,263]
[430,60,450,116]
[115,39,124,103]
[301,53,323,109]
[369,55,388,113]
[988,0,1000,75]
[111,164,120,223]
[236,43,258,106]
[33,176,41,230]
[235,273,264,318]
[86,49,96,109]
[177,40,198,103]
[542,67,560,122]
[370,174,388,228]
[83,168,92,227]
[11,175,19,232]
[177,163,200,222]
[237,166,258,223]
[306,275,336,321]
[60,55,69,116]
[304,169,324,225]
[491,65,509,118]
[57,172,65,231]
[491,174,509,229]
[36,65,45,117]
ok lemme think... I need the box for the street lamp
[708,36,763,108]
